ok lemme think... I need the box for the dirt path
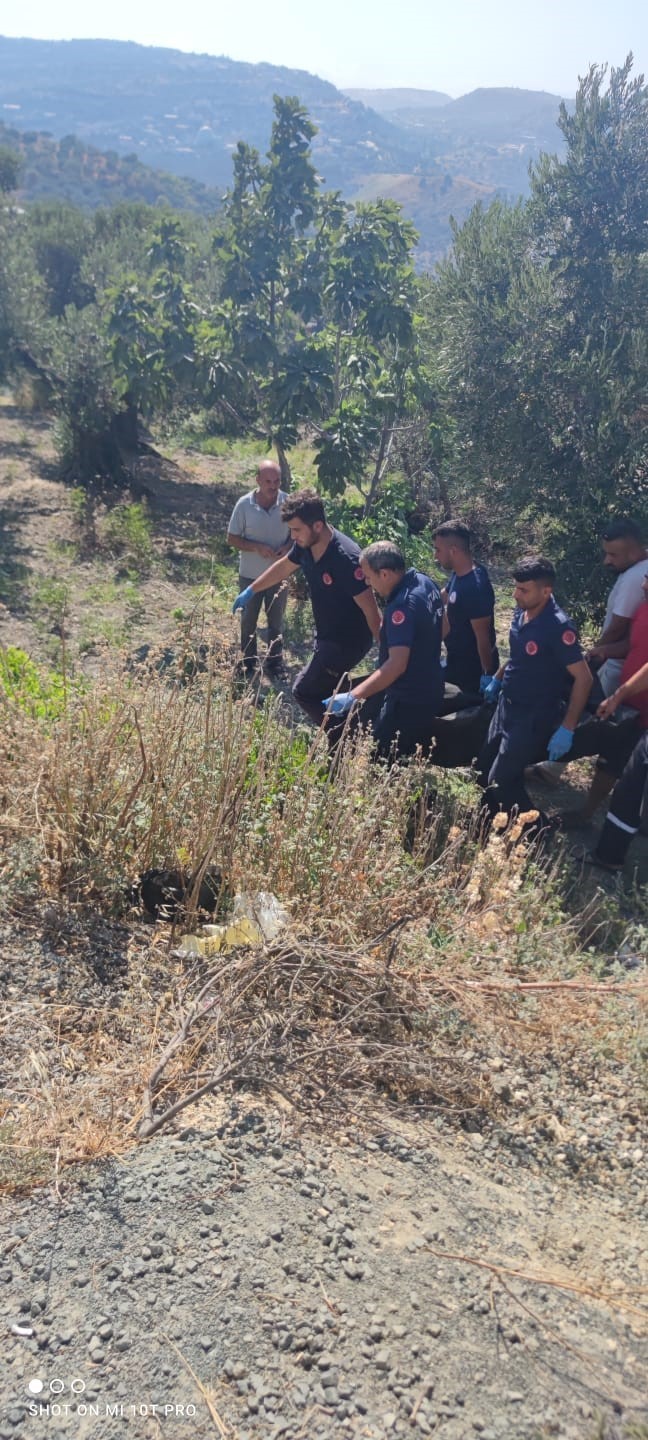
[0,402,247,668]
[0,903,646,1440]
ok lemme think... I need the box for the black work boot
[587,818,631,871]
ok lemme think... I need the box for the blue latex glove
[322,693,355,715]
[232,585,255,614]
[547,725,574,761]
[479,674,494,695]
[482,676,502,704]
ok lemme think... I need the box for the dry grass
[1,640,646,1192]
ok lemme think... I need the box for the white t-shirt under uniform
[604,558,648,627]
[227,490,289,581]
[599,557,648,695]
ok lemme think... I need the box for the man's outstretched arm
[233,556,298,611]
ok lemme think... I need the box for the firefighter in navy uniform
[322,540,445,759]
[233,489,381,723]
[477,556,593,823]
[433,519,499,695]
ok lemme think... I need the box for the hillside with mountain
[0,120,219,214]
[0,36,417,193]
[0,36,568,262]
[343,84,569,199]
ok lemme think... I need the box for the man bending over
[322,541,444,760]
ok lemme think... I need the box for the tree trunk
[438,472,453,519]
[110,399,140,454]
[274,439,292,486]
[362,420,394,518]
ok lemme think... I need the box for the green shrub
[327,476,434,573]
[103,501,153,572]
[0,645,68,721]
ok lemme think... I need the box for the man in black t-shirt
[233,489,381,722]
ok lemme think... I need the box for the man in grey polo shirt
[227,460,291,674]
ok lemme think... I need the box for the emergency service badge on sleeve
[391,610,406,625]
[562,629,577,645]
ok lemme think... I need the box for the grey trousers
[239,578,287,665]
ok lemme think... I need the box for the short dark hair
[434,519,471,551]
[360,540,406,574]
[512,555,556,584]
[602,519,643,544]
[281,488,326,526]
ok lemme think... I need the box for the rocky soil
[1,1100,647,1440]
[0,911,646,1440]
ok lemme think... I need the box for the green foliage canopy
[425,55,648,618]
[205,95,421,494]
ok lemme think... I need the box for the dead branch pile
[138,925,483,1139]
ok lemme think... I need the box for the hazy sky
[2,0,646,96]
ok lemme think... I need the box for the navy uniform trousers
[479,699,643,824]
[325,690,441,761]
[357,692,438,761]
[477,696,558,819]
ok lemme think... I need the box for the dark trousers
[357,692,440,761]
[444,659,482,699]
[239,578,287,665]
[292,636,371,725]
[477,697,556,819]
[568,713,641,775]
[596,731,648,865]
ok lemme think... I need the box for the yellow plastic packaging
[178,916,262,957]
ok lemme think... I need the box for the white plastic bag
[231,891,290,943]
[178,890,289,956]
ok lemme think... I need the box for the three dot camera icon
[28,1378,86,1396]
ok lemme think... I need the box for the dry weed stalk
[2,648,646,1192]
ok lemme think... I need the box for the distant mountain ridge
[0,36,568,263]
[344,87,452,110]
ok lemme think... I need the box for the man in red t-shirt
[618,592,648,728]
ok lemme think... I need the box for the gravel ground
[0,907,647,1440]
[1,1070,646,1440]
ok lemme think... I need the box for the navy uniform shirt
[445,564,499,692]
[502,596,583,712]
[287,528,371,648]
[378,569,444,707]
